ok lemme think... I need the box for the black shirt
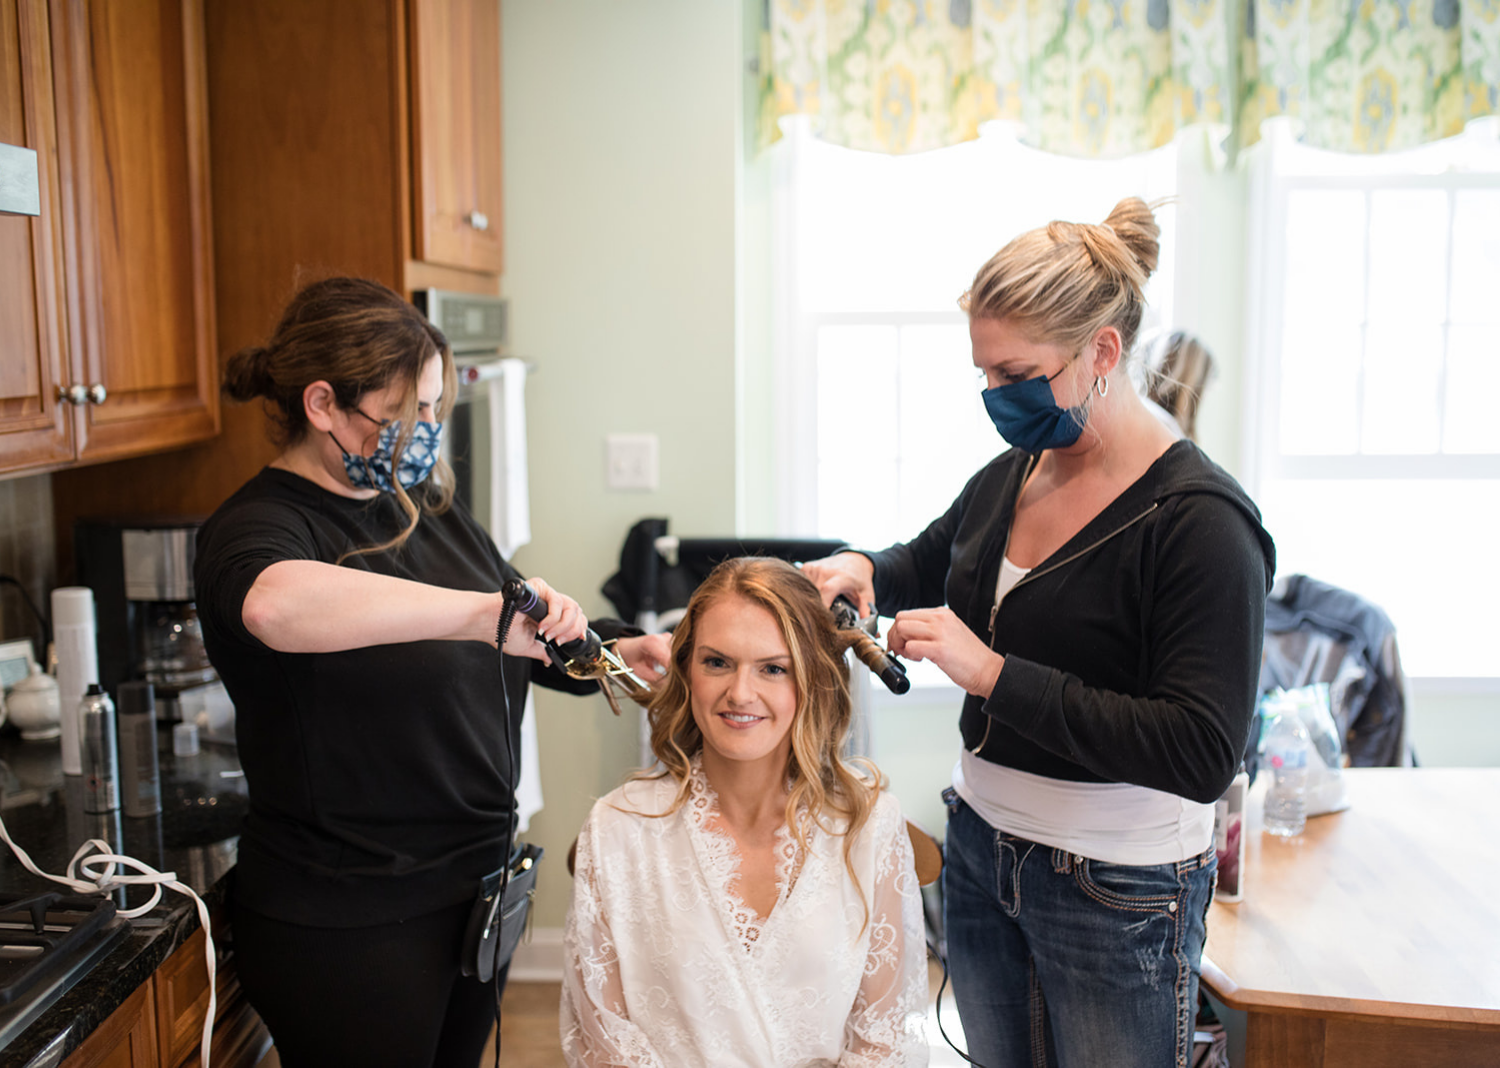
[868,440,1277,805]
[195,467,604,926]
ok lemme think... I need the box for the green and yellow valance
[759,0,1500,157]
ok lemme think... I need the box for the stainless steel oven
[413,290,531,555]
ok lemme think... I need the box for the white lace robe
[561,764,929,1067]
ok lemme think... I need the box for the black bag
[460,842,544,984]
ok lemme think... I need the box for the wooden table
[1201,768,1500,1068]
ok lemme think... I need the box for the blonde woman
[802,200,1276,1067]
[561,558,928,1067]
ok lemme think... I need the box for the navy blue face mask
[981,359,1089,453]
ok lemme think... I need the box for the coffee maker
[74,518,221,726]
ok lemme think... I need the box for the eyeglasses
[350,406,393,430]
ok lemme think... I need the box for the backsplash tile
[0,474,57,656]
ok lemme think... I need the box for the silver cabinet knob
[86,383,107,404]
[465,210,489,232]
[57,384,88,405]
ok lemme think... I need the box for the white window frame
[772,118,1180,546]
[769,119,1182,695]
[1242,118,1500,689]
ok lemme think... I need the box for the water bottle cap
[50,586,96,626]
[84,683,103,696]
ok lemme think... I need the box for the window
[767,120,1178,689]
[773,119,1178,553]
[1245,119,1500,681]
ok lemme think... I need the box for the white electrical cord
[0,814,216,1067]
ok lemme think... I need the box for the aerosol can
[80,684,120,814]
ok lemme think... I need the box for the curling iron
[832,595,910,695]
[500,579,651,716]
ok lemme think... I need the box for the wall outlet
[605,433,659,491]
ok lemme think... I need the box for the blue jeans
[942,792,1216,1068]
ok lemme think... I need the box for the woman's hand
[798,552,877,616]
[499,577,589,662]
[616,633,673,683]
[887,607,1004,697]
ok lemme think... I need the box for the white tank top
[953,556,1214,865]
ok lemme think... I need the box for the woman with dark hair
[801,200,1275,1067]
[560,557,928,1067]
[194,277,670,1066]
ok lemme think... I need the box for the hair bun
[222,344,274,402]
[1102,197,1160,278]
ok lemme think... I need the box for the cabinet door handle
[465,210,489,232]
[57,384,88,405]
[86,383,107,404]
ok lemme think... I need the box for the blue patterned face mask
[333,419,443,492]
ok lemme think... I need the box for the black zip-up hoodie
[867,440,1275,805]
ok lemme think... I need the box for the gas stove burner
[0,892,132,1049]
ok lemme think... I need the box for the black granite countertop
[0,728,247,1066]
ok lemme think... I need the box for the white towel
[515,687,543,833]
[487,358,532,558]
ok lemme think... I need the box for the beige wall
[500,0,743,928]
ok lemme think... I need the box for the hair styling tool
[831,595,910,695]
[500,579,651,716]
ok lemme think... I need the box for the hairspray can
[116,681,161,818]
[52,587,100,776]
[80,684,120,814]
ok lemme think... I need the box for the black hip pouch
[460,841,544,984]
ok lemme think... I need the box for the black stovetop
[0,892,132,1048]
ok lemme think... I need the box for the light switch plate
[0,143,41,217]
[605,433,659,491]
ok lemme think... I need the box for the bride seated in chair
[561,556,930,1067]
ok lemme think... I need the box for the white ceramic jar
[6,665,62,740]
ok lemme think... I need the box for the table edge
[1201,956,1500,1031]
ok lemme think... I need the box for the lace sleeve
[840,809,931,1067]
[559,814,668,1068]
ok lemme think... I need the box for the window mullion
[1356,188,1373,456]
[1438,187,1457,455]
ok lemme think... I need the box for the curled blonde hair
[639,558,882,914]
[960,197,1162,356]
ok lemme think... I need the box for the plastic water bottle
[1263,708,1310,838]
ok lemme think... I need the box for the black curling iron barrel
[501,578,603,673]
[832,595,910,695]
[500,578,651,716]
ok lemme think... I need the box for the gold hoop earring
[1095,376,1109,398]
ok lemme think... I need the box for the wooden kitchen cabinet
[59,982,159,1068]
[411,0,505,275]
[57,924,268,1068]
[0,0,218,480]
[153,926,268,1068]
[0,0,74,472]
[50,0,503,535]
[47,0,219,466]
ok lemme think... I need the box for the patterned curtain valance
[759,0,1500,158]
[1241,0,1500,153]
